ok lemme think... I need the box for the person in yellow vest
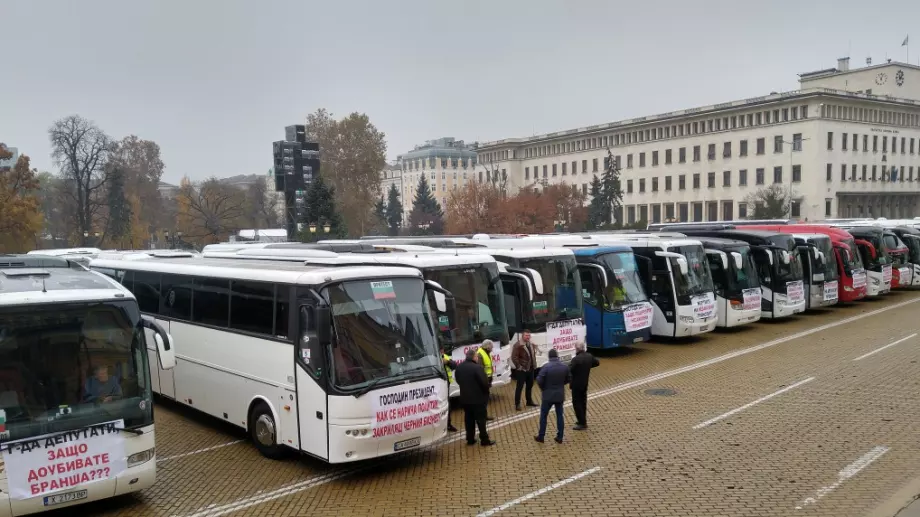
[476,340,495,421]
[441,345,458,432]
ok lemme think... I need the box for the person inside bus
[83,364,122,404]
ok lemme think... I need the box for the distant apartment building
[476,57,920,223]
[273,124,320,238]
[398,137,478,208]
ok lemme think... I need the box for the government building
[475,57,920,223]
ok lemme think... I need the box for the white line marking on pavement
[476,467,603,517]
[157,440,245,463]
[853,333,918,361]
[693,377,815,429]
[795,446,890,510]
[173,297,920,515]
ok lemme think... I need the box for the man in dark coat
[534,348,571,444]
[569,342,600,430]
[454,348,496,446]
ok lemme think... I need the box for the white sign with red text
[786,280,805,303]
[546,318,586,353]
[0,420,127,500]
[742,288,761,311]
[882,265,893,285]
[691,293,716,320]
[623,303,653,332]
[852,269,867,289]
[823,281,839,302]
[898,267,911,286]
[450,343,504,375]
[371,380,441,440]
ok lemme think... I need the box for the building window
[707,172,715,188]
[853,133,859,151]
[543,165,548,178]
[722,142,731,158]
[862,165,867,181]
[679,147,686,163]
[552,164,557,177]
[723,170,731,187]
[582,184,588,195]
[851,164,857,181]
[825,199,832,217]
[755,168,765,185]
[739,202,748,219]
[774,135,784,153]
[665,203,675,221]
[678,203,688,222]
[652,151,658,166]
[756,138,765,155]
[863,134,869,152]
[792,165,801,183]
[678,175,686,190]
[842,133,848,151]
[773,166,783,184]
[693,173,701,189]
[652,177,659,191]
[639,153,646,167]
[627,154,634,168]
[883,136,888,153]
[739,140,748,157]
[827,132,834,150]
[707,144,716,160]
[665,149,672,165]
[525,167,530,180]
[911,138,916,154]
[627,206,636,224]
[873,135,878,152]
[872,165,877,181]
[692,202,703,222]
[739,169,747,186]
[582,159,587,174]
[827,163,833,181]
[592,158,598,172]
[839,164,846,182]
[639,178,646,193]
[627,179,633,193]
[562,162,567,175]
[571,161,577,174]
[693,146,701,162]
[791,201,801,218]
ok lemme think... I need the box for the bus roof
[26,247,103,257]
[580,234,705,249]
[686,236,752,250]
[0,255,130,306]
[425,247,575,260]
[90,257,424,285]
[210,247,497,269]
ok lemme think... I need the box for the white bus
[88,256,448,463]
[25,248,103,266]
[201,245,513,398]
[0,254,174,516]
[581,234,718,337]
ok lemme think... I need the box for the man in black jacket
[454,349,496,446]
[569,342,600,430]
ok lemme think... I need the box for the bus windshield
[813,238,839,281]
[326,278,439,390]
[596,252,648,309]
[669,245,714,299]
[726,247,760,293]
[0,301,152,442]
[884,234,908,267]
[860,235,890,269]
[839,238,865,273]
[425,264,506,346]
[775,248,804,284]
[519,256,582,323]
[903,236,920,264]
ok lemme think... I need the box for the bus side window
[297,305,323,379]
[501,278,523,337]
[706,255,726,296]
[578,269,599,307]
[753,250,771,284]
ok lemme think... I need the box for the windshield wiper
[408,364,447,381]
[115,426,144,435]
[354,376,388,398]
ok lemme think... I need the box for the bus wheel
[249,402,286,459]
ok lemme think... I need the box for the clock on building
[875,72,888,85]
[895,69,905,86]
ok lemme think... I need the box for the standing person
[511,331,538,411]
[441,345,458,432]
[476,340,495,421]
[569,342,600,430]
[454,348,496,446]
[534,349,570,444]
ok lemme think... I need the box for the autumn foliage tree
[175,176,246,246]
[445,181,585,235]
[0,147,43,252]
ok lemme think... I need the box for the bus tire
[249,402,286,460]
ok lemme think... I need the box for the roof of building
[399,137,478,161]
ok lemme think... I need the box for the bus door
[797,245,814,308]
[294,296,329,460]
[500,273,531,344]
[578,263,613,348]
[636,253,674,335]
[750,247,773,316]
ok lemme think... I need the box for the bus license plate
[44,490,88,507]
[394,437,421,451]
[699,325,709,332]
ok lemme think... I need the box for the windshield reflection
[670,245,714,298]
[597,252,647,309]
[425,264,506,347]
[519,256,582,323]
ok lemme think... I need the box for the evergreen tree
[299,176,345,242]
[601,148,624,226]
[385,183,404,236]
[586,175,606,230]
[105,167,132,246]
[408,174,443,235]
[370,196,387,235]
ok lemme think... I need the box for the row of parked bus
[4,218,917,515]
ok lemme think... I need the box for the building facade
[397,137,479,208]
[273,124,320,238]
[475,58,920,223]
[0,145,19,170]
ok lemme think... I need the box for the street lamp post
[780,136,809,219]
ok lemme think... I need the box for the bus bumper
[723,308,761,327]
[808,291,837,309]
[674,316,717,336]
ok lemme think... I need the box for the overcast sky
[3,0,919,182]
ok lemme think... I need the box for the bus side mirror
[855,239,876,259]
[425,280,456,317]
[731,252,743,270]
[315,306,332,346]
[142,319,175,370]
[525,268,545,295]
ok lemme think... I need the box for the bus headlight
[729,300,743,311]
[843,286,853,292]
[127,448,155,468]
[872,278,880,286]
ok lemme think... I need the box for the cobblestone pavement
[53,292,920,517]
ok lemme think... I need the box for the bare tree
[48,115,113,245]
[176,177,246,246]
[243,178,281,229]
